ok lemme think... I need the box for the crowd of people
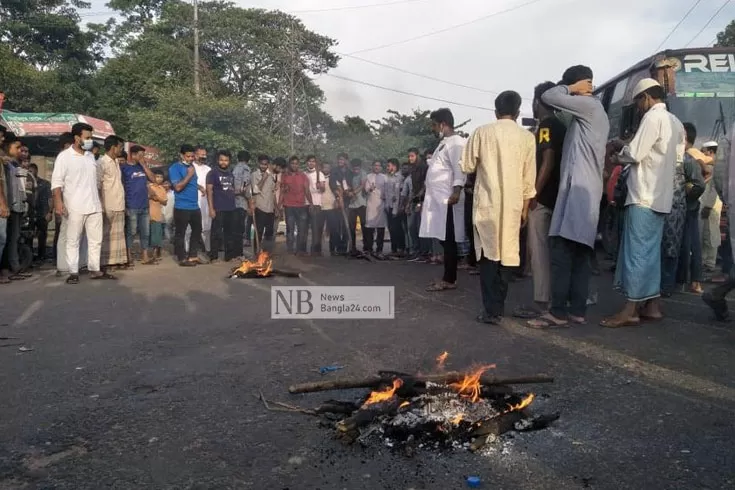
[1,63,734,326]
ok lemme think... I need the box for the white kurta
[195,163,212,230]
[460,120,536,266]
[364,173,388,228]
[419,134,467,242]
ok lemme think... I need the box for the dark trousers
[285,206,308,253]
[5,212,22,271]
[479,253,511,317]
[244,213,253,244]
[550,236,592,319]
[348,206,367,252]
[325,209,346,253]
[678,207,703,284]
[400,213,409,253]
[721,228,733,276]
[364,227,385,253]
[174,209,203,261]
[233,208,247,256]
[464,193,476,267]
[210,209,238,261]
[253,208,275,253]
[36,217,49,259]
[387,211,406,252]
[309,206,325,253]
[441,205,458,283]
[661,256,679,295]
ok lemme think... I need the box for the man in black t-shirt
[519,82,567,324]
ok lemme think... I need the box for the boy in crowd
[207,150,238,262]
[148,170,168,260]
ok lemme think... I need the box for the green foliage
[714,20,735,47]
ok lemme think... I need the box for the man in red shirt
[278,156,312,254]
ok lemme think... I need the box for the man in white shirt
[51,122,111,284]
[421,108,467,292]
[602,79,685,327]
[305,155,326,254]
[250,154,278,253]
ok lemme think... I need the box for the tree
[714,20,735,47]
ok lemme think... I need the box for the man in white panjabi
[364,160,388,255]
[185,146,211,258]
[698,141,721,274]
[51,123,114,284]
[421,108,467,292]
[460,92,536,323]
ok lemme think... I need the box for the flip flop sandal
[468,269,480,275]
[528,313,569,329]
[91,272,117,280]
[8,274,26,281]
[16,272,33,278]
[425,282,457,292]
[140,259,157,265]
[600,317,641,328]
[65,274,80,285]
[512,306,542,319]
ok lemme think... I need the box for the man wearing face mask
[51,123,109,284]
[602,78,686,327]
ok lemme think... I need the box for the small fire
[506,393,535,413]
[399,401,410,409]
[450,414,463,425]
[449,364,496,403]
[233,251,273,277]
[363,379,403,407]
[436,351,449,369]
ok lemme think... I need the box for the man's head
[337,152,348,168]
[407,148,420,165]
[423,149,433,162]
[29,163,39,178]
[180,144,195,165]
[306,154,317,170]
[217,149,232,170]
[194,145,207,165]
[273,157,287,174]
[322,162,331,176]
[430,108,454,139]
[19,145,30,165]
[372,160,383,174]
[533,81,556,119]
[351,158,363,172]
[92,141,101,159]
[117,151,128,165]
[683,122,697,147]
[561,65,594,96]
[387,158,399,174]
[495,90,523,121]
[702,141,718,158]
[103,135,124,160]
[632,78,665,115]
[59,132,74,151]
[237,150,250,164]
[130,145,146,164]
[0,125,6,146]
[71,122,94,152]
[2,133,21,159]
[401,162,412,176]
[289,155,300,172]
[257,154,270,171]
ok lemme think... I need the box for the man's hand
[249,199,255,214]
[521,209,529,228]
[569,79,593,96]
[702,207,712,219]
[610,138,625,153]
[54,202,66,218]
[209,208,216,219]
[529,199,538,211]
[186,165,195,177]
[198,185,206,196]
[447,190,461,206]
[0,203,9,219]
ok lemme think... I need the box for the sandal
[512,306,542,319]
[140,259,157,265]
[91,272,117,280]
[8,274,26,281]
[600,317,641,328]
[66,274,80,285]
[0,276,10,284]
[527,313,570,329]
[569,315,587,325]
[425,281,457,292]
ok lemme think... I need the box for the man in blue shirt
[121,145,158,265]
[168,144,201,266]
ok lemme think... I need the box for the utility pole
[193,0,200,97]
[289,70,295,155]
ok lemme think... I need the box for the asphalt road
[1,248,734,490]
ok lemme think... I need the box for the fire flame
[436,351,449,369]
[399,401,410,409]
[506,393,535,413]
[233,251,273,277]
[449,364,496,403]
[363,379,403,406]
[450,414,463,425]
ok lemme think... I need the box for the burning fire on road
[229,252,301,279]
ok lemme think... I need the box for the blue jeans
[125,208,151,251]
[677,207,702,284]
[284,206,308,253]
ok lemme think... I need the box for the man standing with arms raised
[51,123,111,284]
[538,66,609,326]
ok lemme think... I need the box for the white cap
[702,141,718,149]
[632,78,661,98]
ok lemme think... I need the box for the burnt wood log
[336,400,399,433]
[514,412,561,432]
[470,411,525,439]
[271,269,301,278]
[315,400,360,415]
[288,373,553,394]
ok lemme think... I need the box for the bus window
[620,104,640,140]
[606,77,630,139]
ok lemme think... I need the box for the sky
[85,0,733,130]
